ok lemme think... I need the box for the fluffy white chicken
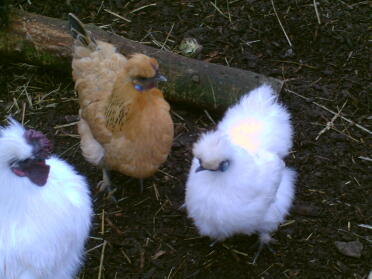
[0,119,92,279]
[185,84,296,263]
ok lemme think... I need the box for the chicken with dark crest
[0,118,92,279]
[10,128,53,186]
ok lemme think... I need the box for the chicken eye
[135,76,148,82]
[9,158,17,167]
[218,160,230,172]
[19,158,32,166]
[134,84,144,91]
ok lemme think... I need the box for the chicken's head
[125,53,167,92]
[0,118,53,187]
[192,131,232,173]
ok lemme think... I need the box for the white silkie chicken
[0,119,92,279]
[185,84,296,263]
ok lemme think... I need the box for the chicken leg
[249,233,277,264]
[97,168,117,201]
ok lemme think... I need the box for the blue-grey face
[132,71,167,92]
[195,158,231,173]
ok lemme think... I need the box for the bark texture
[0,10,283,110]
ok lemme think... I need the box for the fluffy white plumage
[218,84,293,158]
[0,119,92,279]
[185,84,296,262]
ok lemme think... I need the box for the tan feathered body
[72,41,173,179]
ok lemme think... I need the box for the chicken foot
[249,233,277,265]
[97,168,117,202]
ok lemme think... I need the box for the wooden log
[0,9,283,110]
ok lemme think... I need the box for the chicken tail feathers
[68,13,97,50]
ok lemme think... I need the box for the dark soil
[1,0,371,278]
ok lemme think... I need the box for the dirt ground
[1,0,371,278]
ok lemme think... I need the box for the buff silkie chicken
[68,13,174,194]
[0,118,92,279]
[185,84,296,264]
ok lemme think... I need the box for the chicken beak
[195,166,206,173]
[156,75,167,82]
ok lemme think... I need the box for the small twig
[222,244,249,256]
[97,24,112,30]
[259,264,274,276]
[8,97,19,114]
[203,109,216,125]
[152,250,167,260]
[85,242,105,254]
[104,9,131,22]
[330,126,359,143]
[305,232,313,241]
[21,102,26,125]
[153,183,160,200]
[207,77,217,109]
[139,250,145,269]
[337,0,353,9]
[210,1,229,19]
[307,77,322,87]
[169,256,186,279]
[121,248,132,264]
[130,3,157,13]
[158,168,178,180]
[37,85,60,104]
[97,0,105,15]
[166,267,175,279]
[226,0,232,23]
[358,156,372,162]
[97,240,107,279]
[280,219,296,227]
[350,1,369,7]
[246,40,261,47]
[231,248,249,257]
[89,236,104,241]
[224,57,230,67]
[315,101,347,140]
[171,110,185,121]
[271,0,293,47]
[352,176,361,186]
[357,224,372,230]
[100,209,105,235]
[134,197,150,207]
[154,200,170,217]
[313,0,321,24]
[23,84,33,109]
[58,142,80,157]
[150,32,172,51]
[272,60,318,69]
[54,121,78,129]
[105,216,124,235]
[285,88,372,135]
[160,23,175,51]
